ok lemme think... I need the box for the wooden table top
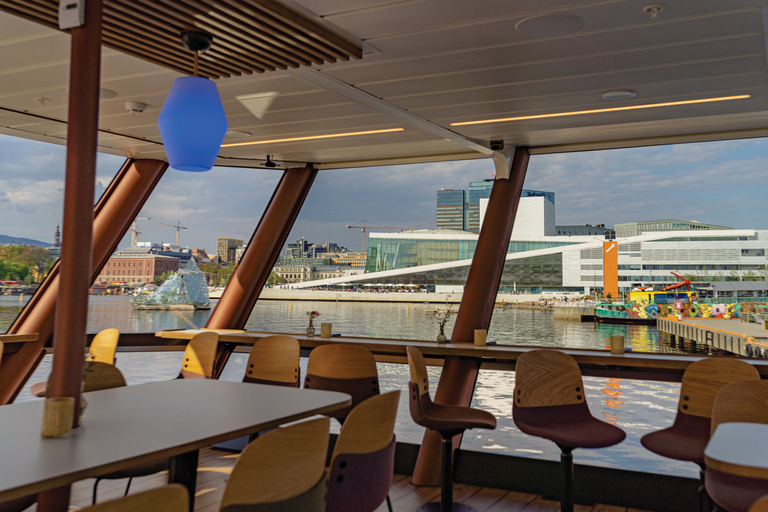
[0,379,351,502]
[705,423,768,479]
[157,329,768,375]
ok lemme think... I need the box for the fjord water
[1,295,699,477]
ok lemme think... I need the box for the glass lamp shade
[157,76,228,172]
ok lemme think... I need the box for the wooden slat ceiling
[0,0,362,79]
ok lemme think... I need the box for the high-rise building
[217,238,244,265]
[437,180,555,233]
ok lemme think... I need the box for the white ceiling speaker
[125,102,147,115]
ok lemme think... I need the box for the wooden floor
[38,447,651,512]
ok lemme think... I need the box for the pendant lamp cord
[193,51,199,77]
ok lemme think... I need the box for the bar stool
[406,346,496,512]
[705,381,768,512]
[512,349,625,512]
[641,358,759,510]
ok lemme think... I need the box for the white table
[0,380,351,511]
[705,422,768,479]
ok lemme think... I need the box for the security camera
[125,102,147,115]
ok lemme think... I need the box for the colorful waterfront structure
[2,2,768,510]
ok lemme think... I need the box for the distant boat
[132,258,210,310]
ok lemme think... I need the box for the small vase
[79,394,88,424]
[436,324,447,343]
[307,319,315,337]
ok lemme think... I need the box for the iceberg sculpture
[132,258,210,310]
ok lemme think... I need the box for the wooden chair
[88,328,119,365]
[31,328,121,397]
[219,417,330,512]
[304,344,379,424]
[407,346,496,512]
[513,349,625,512]
[82,485,188,512]
[89,365,169,504]
[0,494,37,512]
[177,331,218,379]
[750,496,768,512]
[641,358,759,510]
[705,381,768,512]
[243,335,300,387]
[327,390,400,512]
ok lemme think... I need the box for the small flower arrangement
[307,311,320,319]
[435,308,453,343]
[306,311,320,337]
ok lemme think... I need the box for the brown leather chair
[407,346,496,512]
[304,344,379,424]
[82,485,188,512]
[641,358,759,510]
[177,331,218,379]
[705,380,768,512]
[220,417,330,512]
[513,349,625,512]
[243,335,300,387]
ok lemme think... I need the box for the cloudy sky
[0,133,766,253]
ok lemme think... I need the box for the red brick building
[96,254,180,285]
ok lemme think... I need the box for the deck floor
[21,447,656,512]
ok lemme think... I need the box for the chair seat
[640,412,710,467]
[706,467,768,512]
[99,458,169,480]
[513,403,625,449]
[411,385,496,436]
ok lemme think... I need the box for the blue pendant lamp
[158,31,228,172]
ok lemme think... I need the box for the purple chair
[407,346,496,512]
[304,344,379,424]
[641,358,759,510]
[513,349,625,512]
[326,391,400,512]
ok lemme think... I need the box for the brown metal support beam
[206,165,318,331]
[412,147,530,486]
[0,159,168,404]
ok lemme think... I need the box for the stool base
[417,503,476,512]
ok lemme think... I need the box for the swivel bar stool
[513,349,625,512]
[406,346,496,512]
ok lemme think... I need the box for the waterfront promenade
[256,288,544,304]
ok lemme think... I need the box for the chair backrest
[678,358,759,418]
[220,417,330,511]
[749,495,768,512]
[711,380,768,434]
[88,328,119,365]
[327,391,400,512]
[332,390,400,459]
[514,349,585,408]
[179,331,218,379]
[82,484,188,512]
[83,362,127,392]
[406,346,429,397]
[304,344,379,421]
[243,335,300,387]
[0,340,4,368]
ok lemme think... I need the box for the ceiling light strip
[450,94,752,127]
[221,128,405,148]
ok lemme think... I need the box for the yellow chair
[178,331,218,379]
[83,485,187,512]
[220,417,330,512]
[88,328,119,365]
[243,335,300,387]
[750,496,768,512]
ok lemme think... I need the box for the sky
[0,133,766,253]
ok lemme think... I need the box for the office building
[217,238,244,265]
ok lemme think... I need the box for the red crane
[660,272,692,292]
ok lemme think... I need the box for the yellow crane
[345,220,405,252]
[129,217,150,246]
[157,221,187,245]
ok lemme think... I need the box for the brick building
[96,254,180,285]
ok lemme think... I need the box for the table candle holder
[42,397,75,438]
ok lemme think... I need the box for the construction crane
[157,221,187,245]
[129,217,150,246]
[345,220,406,252]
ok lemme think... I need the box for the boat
[596,274,698,324]
[131,259,210,310]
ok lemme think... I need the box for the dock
[657,317,768,357]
